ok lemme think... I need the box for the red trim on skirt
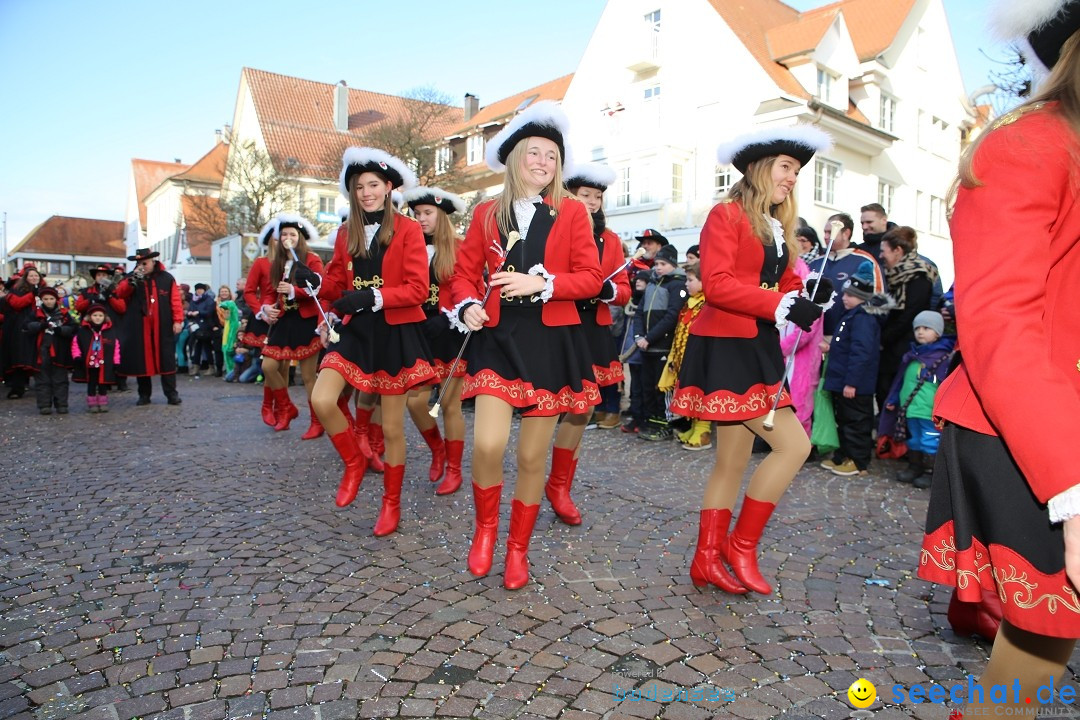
[593,361,624,387]
[463,368,600,417]
[920,520,1080,638]
[432,357,467,383]
[320,352,437,395]
[262,336,322,361]
[669,381,790,421]
[238,331,267,348]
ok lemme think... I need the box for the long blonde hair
[957,31,1080,193]
[346,174,396,258]
[726,156,799,266]
[492,139,571,238]
[428,209,460,283]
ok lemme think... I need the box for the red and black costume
[1,270,43,398]
[919,105,1080,638]
[26,291,75,413]
[244,252,324,362]
[71,310,121,412]
[448,197,603,415]
[670,201,802,421]
[113,256,183,405]
[75,267,127,325]
[423,237,467,382]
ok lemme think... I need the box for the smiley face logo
[847,678,876,709]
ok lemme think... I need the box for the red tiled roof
[132,158,188,230]
[243,67,460,180]
[448,74,574,138]
[172,141,227,185]
[766,9,837,61]
[181,196,226,260]
[11,216,126,258]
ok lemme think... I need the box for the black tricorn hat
[128,248,160,262]
[486,100,571,171]
[89,263,113,277]
[991,0,1080,79]
[402,186,467,215]
[339,147,418,196]
[635,229,669,246]
[717,125,833,174]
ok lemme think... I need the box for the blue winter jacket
[824,304,880,395]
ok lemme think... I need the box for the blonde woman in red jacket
[671,126,832,596]
[245,215,324,434]
[448,102,602,589]
[311,147,436,538]
[545,162,630,526]
[918,4,1080,714]
[402,186,468,496]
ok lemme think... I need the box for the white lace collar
[766,215,785,257]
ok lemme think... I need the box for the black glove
[24,321,42,334]
[294,263,319,290]
[805,277,833,304]
[785,297,822,332]
[597,280,616,302]
[332,289,375,315]
[59,324,76,338]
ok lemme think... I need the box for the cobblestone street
[2,376,1078,720]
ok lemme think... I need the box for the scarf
[88,323,105,368]
[886,253,937,310]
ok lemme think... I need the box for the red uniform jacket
[934,106,1080,504]
[434,240,464,313]
[321,214,428,326]
[244,252,326,320]
[691,201,802,339]
[449,197,602,327]
[595,228,631,326]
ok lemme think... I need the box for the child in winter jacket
[25,287,76,414]
[658,263,710,450]
[71,305,121,413]
[821,261,893,476]
[879,310,954,488]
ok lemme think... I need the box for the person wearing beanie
[877,310,954,487]
[669,125,833,596]
[310,146,437,539]
[71,304,121,413]
[447,101,602,590]
[633,241,686,441]
[187,282,218,376]
[685,244,700,264]
[1,264,44,398]
[919,4,1080,702]
[24,286,76,414]
[245,214,325,435]
[544,163,631,524]
[821,260,894,478]
[401,185,469,496]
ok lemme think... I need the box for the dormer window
[816,67,838,104]
[467,134,485,165]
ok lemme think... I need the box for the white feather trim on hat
[337,204,350,221]
[267,213,321,244]
[716,125,833,167]
[564,162,617,190]
[401,186,467,214]
[339,146,418,196]
[485,100,572,172]
[392,190,403,209]
[989,0,1074,42]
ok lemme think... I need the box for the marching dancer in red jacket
[670,126,832,595]
[918,3,1080,714]
[448,101,602,589]
[311,147,436,537]
[245,215,325,435]
[545,163,630,525]
[402,186,468,496]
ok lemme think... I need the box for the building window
[644,9,661,29]
[466,134,484,165]
[877,181,895,215]
[715,165,733,196]
[915,190,925,229]
[879,93,896,133]
[318,196,336,214]
[644,84,660,101]
[671,163,683,202]
[639,161,654,204]
[930,195,945,235]
[814,158,840,206]
[616,167,632,208]
[435,146,451,175]
[816,68,835,104]
[917,110,927,149]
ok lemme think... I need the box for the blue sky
[0,0,1005,253]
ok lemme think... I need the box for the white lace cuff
[601,280,618,304]
[527,264,555,303]
[802,273,836,314]
[285,285,296,300]
[1048,484,1080,523]
[774,291,800,329]
[445,297,481,334]
[302,274,322,297]
[371,288,384,312]
[258,304,274,321]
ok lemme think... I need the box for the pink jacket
[778,259,823,436]
[71,334,121,364]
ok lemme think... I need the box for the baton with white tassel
[762,220,842,430]
[289,247,339,344]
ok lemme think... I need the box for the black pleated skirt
[239,316,269,349]
[423,312,466,382]
[262,311,320,361]
[319,310,436,395]
[578,307,622,388]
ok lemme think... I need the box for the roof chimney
[464,93,479,122]
[334,80,348,132]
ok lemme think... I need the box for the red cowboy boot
[468,483,502,576]
[301,401,325,440]
[373,464,404,537]
[436,440,465,495]
[725,498,777,594]
[504,500,541,590]
[947,587,1003,641]
[353,406,376,463]
[261,386,276,426]
[330,430,368,507]
[272,388,298,431]
[689,509,748,594]
[367,420,386,472]
[544,447,581,525]
[336,393,354,429]
[421,426,447,483]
